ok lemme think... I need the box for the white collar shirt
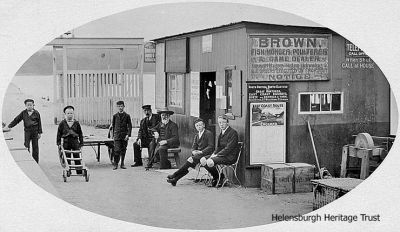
[221,126,230,135]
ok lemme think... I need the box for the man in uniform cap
[148,107,180,169]
[131,105,161,167]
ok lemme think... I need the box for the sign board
[248,83,288,102]
[345,40,368,58]
[144,42,156,63]
[250,102,286,164]
[248,34,331,81]
[190,72,200,117]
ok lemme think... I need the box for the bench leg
[174,152,181,168]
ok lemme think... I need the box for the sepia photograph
[0,0,399,231]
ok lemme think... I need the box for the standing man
[5,99,42,163]
[111,101,132,170]
[131,105,161,167]
[148,107,180,169]
[200,115,240,187]
[167,118,214,186]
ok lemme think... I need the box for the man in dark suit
[111,100,132,170]
[200,115,240,187]
[166,118,214,186]
[131,105,161,167]
[148,107,180,169]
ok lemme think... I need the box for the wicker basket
[311,178,363,210]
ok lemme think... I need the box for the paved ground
[5,120,313,230]
[3,85,314,230]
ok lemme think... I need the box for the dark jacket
[112,112,132,141]
[214,126,239,163]
[152,120,180,148]
[137,113,161,142]
[8,109,42,133]
[56,119,83,147]
[192,129,214,157]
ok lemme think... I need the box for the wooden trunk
[287,163,315,193]
[261,163,293,194]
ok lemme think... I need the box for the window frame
[201,34,213,53]
[225,69,233,113]
[167,72,185,114]
[298,91,343,114]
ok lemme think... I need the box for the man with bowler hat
[131,105,161,167]
[148,107,180,169]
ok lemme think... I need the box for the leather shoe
[209,174,225,187]
[167,178,177,186]
[131,163,143,167]
[113,165,118,170]
[120,165,127,169]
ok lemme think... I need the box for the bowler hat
[142,105,152,110]
[157,107,174,115]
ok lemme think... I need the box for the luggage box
[261,163,294,194]
[287,163,315,193]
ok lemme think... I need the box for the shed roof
[152,21,332,42]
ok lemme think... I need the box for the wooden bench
[167,148,181,168]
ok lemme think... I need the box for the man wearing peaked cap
[131,105,161,167]
[148,107,180,169]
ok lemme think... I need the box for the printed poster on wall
[248,34,331,81]
[250,102,286,164]
[190,72,200,117]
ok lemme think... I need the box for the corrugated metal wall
[155,23,391,187]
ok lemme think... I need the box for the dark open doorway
[200,72,216,134]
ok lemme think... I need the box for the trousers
[24,130,39,163]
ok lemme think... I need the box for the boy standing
[56,106,84,173]
[111,101,132,170]
[5,99,42,163]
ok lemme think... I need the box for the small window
[299,92,343,114]
[167,73,185,114]
[202,34,212,53]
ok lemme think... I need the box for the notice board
[250,102,286,164]
[248,34,331,82]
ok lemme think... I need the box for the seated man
[166,118,214,186]
[200,115,240,187]
[148,107,180,169]
[132,105,160,167]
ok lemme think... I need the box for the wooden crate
[261,164,294,194]
[287,163,315,193]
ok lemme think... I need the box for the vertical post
[340,145,349,178]
[139,43,144,123]
[62,46,68,105]
[52,46,58,124]
[360,149,371,180]
[120,48,125,97]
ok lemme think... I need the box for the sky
[70,2,320,41]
